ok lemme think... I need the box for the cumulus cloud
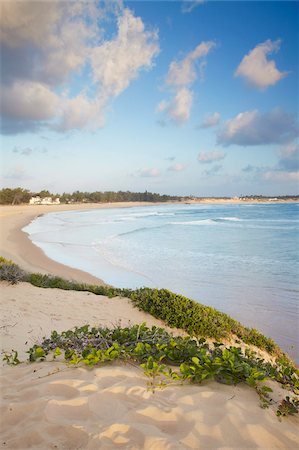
[90,10,159,98]
[168,163,187,172]
[235,39,288,90]
[166,42,214,87]
[138,168,161,177]
[157,41,216,124]
[0,3,159,134]
[198,151,226,164]
[1,81,60,122]
[200,112,221,128]
[217,109,298,146]
[167,88,193,123]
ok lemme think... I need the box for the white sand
[0,282,298,449]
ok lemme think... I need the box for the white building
[29,196,60,205]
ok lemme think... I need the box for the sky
[0,0,298,197]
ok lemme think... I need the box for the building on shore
[29,196,60,205]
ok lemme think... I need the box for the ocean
[23,202,299,360]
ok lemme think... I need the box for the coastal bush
[18,270,286,357]
[0,258,27,284]
[12,323,298,417]
[0,258,291,360]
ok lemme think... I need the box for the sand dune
[2,361,298,450]
[0,282,298,449]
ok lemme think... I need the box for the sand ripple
[1,362,299,449]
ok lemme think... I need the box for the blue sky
[1,0,298,196]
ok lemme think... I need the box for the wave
[170,219,216,226]
[219,217,242,221]
[124,211,176,218]
[115,224,168,238]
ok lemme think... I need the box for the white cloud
[139,168,161,177]
[166,41,215,87]
[157,40,216,124]
[198,151,226,163]
[57,95,106,132]
[200,112,221,128]
[235,39,288,90]
[0,3,159,134]
[90,9,159,98]
[181,1,205,14]
[168,163,187,172]
[218,109,298,146]
[167,88,193,124]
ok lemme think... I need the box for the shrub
[0,259,27,284]
[0,259,288,358]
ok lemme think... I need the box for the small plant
[256,385,273,409]
[276,396,299,418]
[27,346,47,362]
[2,350,21,365]
[140,356,166,391]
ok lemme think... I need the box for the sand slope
[1,282,298,449]
[1,362,299,450]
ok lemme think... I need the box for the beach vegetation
[2,350,21,366]
[0,187,183,205]
[276,396,299,418]
[24,274,282,357]
[12,323,297,417]
[0,257,27,284]
[0,260,290,358]
[0,187,31,205]
[1,258,298,411]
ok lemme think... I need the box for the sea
[23,202,299,361]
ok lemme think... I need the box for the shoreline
[0,202,166,285]
[1,199,297,285]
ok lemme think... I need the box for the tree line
[0,188,183,205]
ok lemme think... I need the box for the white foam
[170,219,215,225]
[220,217,242,221]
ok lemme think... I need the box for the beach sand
[1,204,299,449]
[0,202,163,285]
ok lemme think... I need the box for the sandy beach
[0,202,164,285]
[1,203,299,449]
